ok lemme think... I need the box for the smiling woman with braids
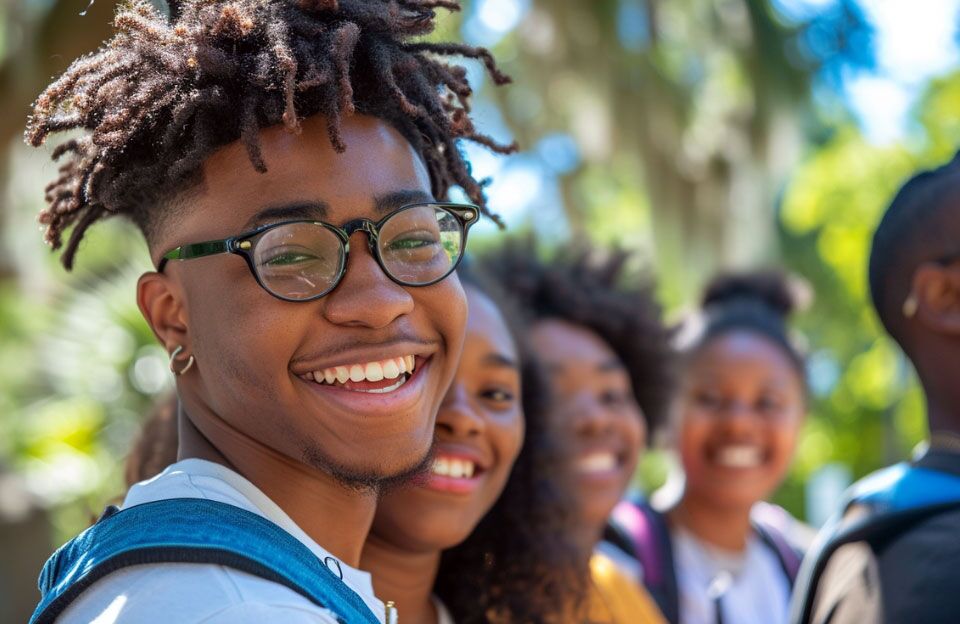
[25,1,514,623]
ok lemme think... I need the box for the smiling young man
[24,1,512,622]
[792,154,960,624]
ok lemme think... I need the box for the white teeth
[365,361,384,382]
[431,457,476,479]
[715,445,763,469]
[576,452,617,474]
[383,359,401,380]
[304,356,419,387]
[360,376,407,394]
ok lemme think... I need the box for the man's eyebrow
[243,201,329,230]
[374,189,435,215]
[483,352,519,370]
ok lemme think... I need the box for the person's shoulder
[56,563,343,624]
[874,508,960,620]
[588,552,668,624]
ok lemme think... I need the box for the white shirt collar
[126,458,381,615]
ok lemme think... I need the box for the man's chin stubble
[300,438,437,495]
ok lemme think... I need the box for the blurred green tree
[476,0,873,304]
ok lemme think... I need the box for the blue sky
[844,0,960,142]
[459,0,960,229]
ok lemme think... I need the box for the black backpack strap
[790,499,960,624]
[646,506,681,624]
[31,498,380,624]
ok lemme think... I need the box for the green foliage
[762,71,960,515]
[4,1,960,541]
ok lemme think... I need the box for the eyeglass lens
[251,205,464,300]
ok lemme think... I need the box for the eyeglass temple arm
[157,240,232,272]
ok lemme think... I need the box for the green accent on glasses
[158,202,479,302]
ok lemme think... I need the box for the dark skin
[137,113,468,566]
[901,261,960,436]
[530,319,645,554]
[668,331,805,551]
[361,286,525,624]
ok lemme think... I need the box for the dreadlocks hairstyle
[869,152,960,351]
[480,240,673,437]
[434,265,587,623]
[26,0,516,269]
[679,270,807,384]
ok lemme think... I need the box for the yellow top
[584,552,667,624]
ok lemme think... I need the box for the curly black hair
[682,270,807,381]
[434,266,587,623]
[479,240,674,437]
[26,0,516,269]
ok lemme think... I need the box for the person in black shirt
[792,153,960,624]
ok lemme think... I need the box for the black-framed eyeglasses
[158,202,479,302]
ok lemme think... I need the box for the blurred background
[2,0,960,619]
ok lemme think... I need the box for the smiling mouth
[299,356,417,394]
[710,444,766,469]
[431,455,480,480]
[575,451,620,475]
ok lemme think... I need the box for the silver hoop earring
[169,345,195,375]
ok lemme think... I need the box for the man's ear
[138,271,189,352]
[913,262,960,335]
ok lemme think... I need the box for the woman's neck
[574,517,607,569]
[177,407,378,567]
[360,533,441,624]
[669,495,753,551]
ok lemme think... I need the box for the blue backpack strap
[790,463,960,624]
[610,499,680,624]
[30,498,380,624]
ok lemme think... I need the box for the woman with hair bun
[611,271,810,624]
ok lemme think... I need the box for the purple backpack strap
[611,499,680,623]
[612,499,663,587]
[751,503,803,584]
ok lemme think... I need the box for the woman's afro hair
[480,240,674,436]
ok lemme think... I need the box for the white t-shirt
[673,526,790,624]
[57,459,385,624]
[432,595,455,624]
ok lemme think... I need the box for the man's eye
[262,251,318,266]
[385,236,437,251]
